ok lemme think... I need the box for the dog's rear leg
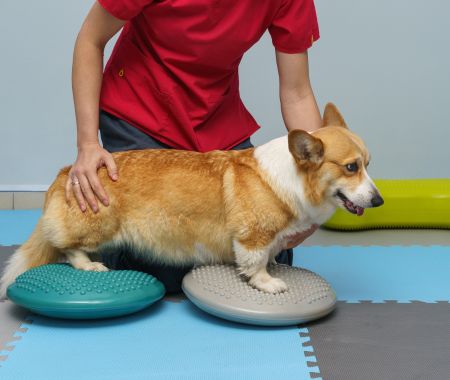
[65,249,109,272]
[233,240,287,294]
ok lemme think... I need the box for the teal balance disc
[7,264,165,319]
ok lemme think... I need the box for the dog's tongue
[344,200,365,216]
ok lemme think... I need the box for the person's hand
[283,224,319,249]
[65,143,118,213]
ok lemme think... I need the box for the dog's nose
[371,194,384,207]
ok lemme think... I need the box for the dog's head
[288,103,383,215]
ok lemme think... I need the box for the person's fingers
[103,153,118,181]
[79,174,99,213]
[87,171,109,206]
[71,176,87,212]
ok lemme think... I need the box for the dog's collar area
[336,190,365,216]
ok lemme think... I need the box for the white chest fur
[254,136,337,253]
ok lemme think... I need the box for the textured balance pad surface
[7,264,165,319]
[182,264,336,326]
[323,179,450,230]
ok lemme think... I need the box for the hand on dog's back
[65,143,118,214]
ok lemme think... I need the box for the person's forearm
[72,32,104,150]
[67,3,125,212]
[280,87,322,133]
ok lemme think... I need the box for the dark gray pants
[99,111,293,293]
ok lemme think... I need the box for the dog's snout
[371,193,384,207]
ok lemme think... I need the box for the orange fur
[1,103,381,295]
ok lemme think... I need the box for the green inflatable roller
[7,264,165,319]
[323,179,450,230]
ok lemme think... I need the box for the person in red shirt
[66,0,321,292]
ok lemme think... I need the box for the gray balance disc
[182,264,336,326]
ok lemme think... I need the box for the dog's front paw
[249,276,288,294]
[78,262,109,272]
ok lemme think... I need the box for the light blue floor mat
[293,245,450,303]
[0,301,313,380]
[0,210,41,246]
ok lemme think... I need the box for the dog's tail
[0,219,59,298]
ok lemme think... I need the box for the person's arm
[275,50,321,247]
[275,50,322,133]
[66,2,126,213]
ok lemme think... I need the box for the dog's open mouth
[336,191,365,216]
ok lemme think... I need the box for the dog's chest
[277,219,314,243]
[275,203,336,246]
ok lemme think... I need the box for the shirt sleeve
[268,0,320,54]
[97,0,154,21]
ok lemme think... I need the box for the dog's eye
[346,162,358,172]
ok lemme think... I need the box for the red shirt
[98,0,319,152]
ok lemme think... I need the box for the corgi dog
[0,103,383,296]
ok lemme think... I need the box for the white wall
[1,0,449,190]
[0,1,92,190]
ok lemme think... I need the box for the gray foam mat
[305,301,450,380]
[0,300,30,364]
[0,246,31,363]
[0,245,16,278]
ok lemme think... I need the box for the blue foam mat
[293,245,450,303]
[0,301,314,380]
[0,210,41,246]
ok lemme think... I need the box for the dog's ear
[322,103,348,129]
[288,129,324,167]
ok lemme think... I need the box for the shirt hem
[100,106,178,148]
[100,106,260,152]
[225,123,260,151]
[273,31,320,54]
